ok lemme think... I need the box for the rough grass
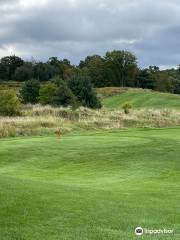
[0,105,180,138]
[0,128,179,239]
[0,81,22,92]
[102,89,180,109]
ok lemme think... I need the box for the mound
[102,88,180,109]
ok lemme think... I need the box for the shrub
[20,79,40,104]
[39,83,58,105]
[122,102,132,114]
[0,90,21,116]
[68,74,102,109]
[50,76,64,86]
[53,82,77,108]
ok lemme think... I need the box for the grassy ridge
[102,89,180,109]
[0,128,180,239]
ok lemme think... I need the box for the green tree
[20,79,40,104]
[33,62,59,81]
[50,76,64,86]
[174,79,180,94]
[104,50,138,87]
[53,82,77,107]
[0,55,24,80]
[136,69,156,89]
[14,63,34,81]
[39,83,58,105]
[68,74,102,109]
[0,90,21,116]
[79,55,106,87]
[48,57,74,80]
[154,72,176,93]
[0,63,8,80]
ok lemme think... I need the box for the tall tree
[136,68,156,89]
[14,62,34,81]
[79,55,106,87]
[104,50,138,87]
[33,62,59,81]
[0,55,24,80]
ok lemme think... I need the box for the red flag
[57,128,60,139]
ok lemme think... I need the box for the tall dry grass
[0,104,180,138]
[96,87,152,98]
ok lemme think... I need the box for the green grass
[0,128,179,239]
[103,90,180,109]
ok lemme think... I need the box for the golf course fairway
[0,128,179,239]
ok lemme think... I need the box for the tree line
[0,51,180,94]
[0,75,102,116]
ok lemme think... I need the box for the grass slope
[0,128,180,239]
[103,90,180,109]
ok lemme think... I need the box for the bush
[0,90,21,116]
[50,76,64,86]
[20,79,40,104]
[122,102,132,114]
[68,74,102,109]
[40,78,77,107]
[39,83,58,105]
[53,82,77,108]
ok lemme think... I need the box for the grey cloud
[0,0,180,67]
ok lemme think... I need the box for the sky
[0,0,180,68]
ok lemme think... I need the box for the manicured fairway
[0,128,180,239]
[103,91,180,109]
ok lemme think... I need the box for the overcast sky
[0,0,180,68]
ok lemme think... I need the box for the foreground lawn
[0,128,179,239]
[103,90,180,109]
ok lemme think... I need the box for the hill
[101,88,180,109]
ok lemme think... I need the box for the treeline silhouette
[0,50,180,94]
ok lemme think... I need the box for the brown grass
[96,87,152,98]
[0,104,180,138]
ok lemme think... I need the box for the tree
[50,76,64,86]
[149,65,160,73]
[39,77,77,107]
[48,57,73,80]
[104,50,138,87]
[39,83,58,105]
[20,79,40,104]
[0,63,8,80]
[0,55,24,80]
[136,69,156,89]
[177,64,180,75]
[14,62,34,81]
[53,82,77,107]
[154,72,176,93]
[174,79,180,94]
[79,55,106,87]
[33,62,59,81]
[0,90,21,116]
[68,74,102,109]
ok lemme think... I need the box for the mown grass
[0,128,179,239]
[103,89,180,109]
